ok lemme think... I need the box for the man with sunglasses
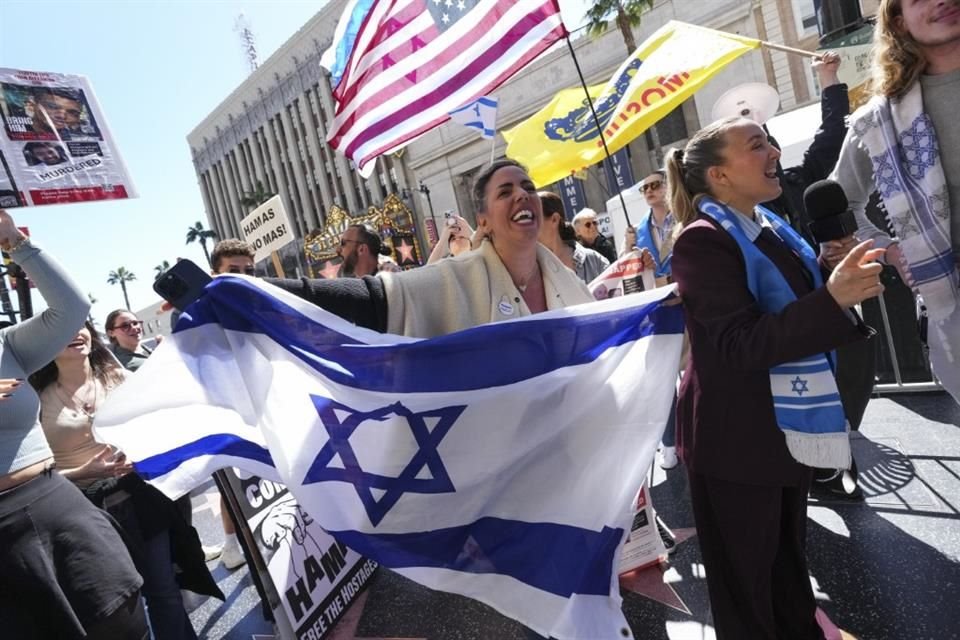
[337,223,382,277]
[572,208,617,263]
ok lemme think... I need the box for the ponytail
[666,148,697,228]
[666,116,742,229]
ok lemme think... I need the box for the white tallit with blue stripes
[94,276,684,640]
[699,197,851,469]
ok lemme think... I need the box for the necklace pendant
[517,283,527,292]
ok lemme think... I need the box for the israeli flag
[448,96,499,139]
[319,0,375,88]
[95,277,683,640]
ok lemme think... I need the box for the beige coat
[380,240,594,338]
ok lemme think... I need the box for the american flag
[327,0,566,175]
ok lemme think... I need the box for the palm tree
[585,0,663,164]
[87,292,98,327]
[154,260,172,281]
[186,221,217,267]
[107,267,136,311]
[239,180,274,211]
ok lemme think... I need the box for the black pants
[0,472,145,639]
[688,471,824,640]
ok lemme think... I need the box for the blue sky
[1,0,589,324]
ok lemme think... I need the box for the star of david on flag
[95,276,684,640]
[449,96,499,139]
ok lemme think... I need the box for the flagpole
[564,35,633,228]
[490,134,496,166]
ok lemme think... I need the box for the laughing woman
[31,321,222,639]
[0,209,147,639]
[666,118,884,638]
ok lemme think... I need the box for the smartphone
[153,259,212,311]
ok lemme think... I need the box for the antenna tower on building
[235,12,260,73]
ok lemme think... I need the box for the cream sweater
[381,240,594,338]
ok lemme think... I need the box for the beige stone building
[188,0,871,257]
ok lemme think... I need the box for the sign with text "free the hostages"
[240,195,296,262]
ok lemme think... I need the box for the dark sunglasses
[641,181,663,192]
[111,320,142,332]
[339,238,362,247]
[582,221,597,229]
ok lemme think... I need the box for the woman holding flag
[666,118,883,638]
[274,159,594,335]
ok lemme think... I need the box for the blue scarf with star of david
[634,209,673,277]
[698,197,851,470]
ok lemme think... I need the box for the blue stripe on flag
[771,363,832,375]
[448,96,498,115]
[135,434,274,480]
[331,517,622,598]
[773,392,842,406]
[176,278,684,394]
[774,404,846,433]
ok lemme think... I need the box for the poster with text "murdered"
[0,68,137,207]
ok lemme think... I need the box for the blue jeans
[140,530,198,640]
[661,390,677,448]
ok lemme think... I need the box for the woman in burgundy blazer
[666,117,883,639]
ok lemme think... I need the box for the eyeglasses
[641,181,663,192]
[339,238,361,247]
[111,321,142,332]
[582,221,597,229]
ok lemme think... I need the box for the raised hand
[826,240,885,308]
[0,209,26,250]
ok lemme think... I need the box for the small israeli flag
[448,96,499,139]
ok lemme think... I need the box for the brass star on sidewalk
[619,527,698,614]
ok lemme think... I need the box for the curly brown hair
[868,0,927,99]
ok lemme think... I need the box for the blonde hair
[665,117,742,228]
[868,0,926,99]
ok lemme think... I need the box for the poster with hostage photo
[0,68,136,206]
[0,82,101,141]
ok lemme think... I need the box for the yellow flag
[503,21,761,187]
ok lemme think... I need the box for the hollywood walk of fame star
[396,239,416,264]
[619,528,698,613]
[304,398,466,526]
[791,376,810,396]
[319,260,342,280]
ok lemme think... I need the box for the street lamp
[418,181,438,230]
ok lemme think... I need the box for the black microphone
[803,179,858,243]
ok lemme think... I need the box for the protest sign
[0,68,137,206]
[222,470,376,640]
[240,195,296,264]
[588,250,656,299]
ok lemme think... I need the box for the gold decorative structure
[303,193,425,278]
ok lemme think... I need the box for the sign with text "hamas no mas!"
[240,194,296,262]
